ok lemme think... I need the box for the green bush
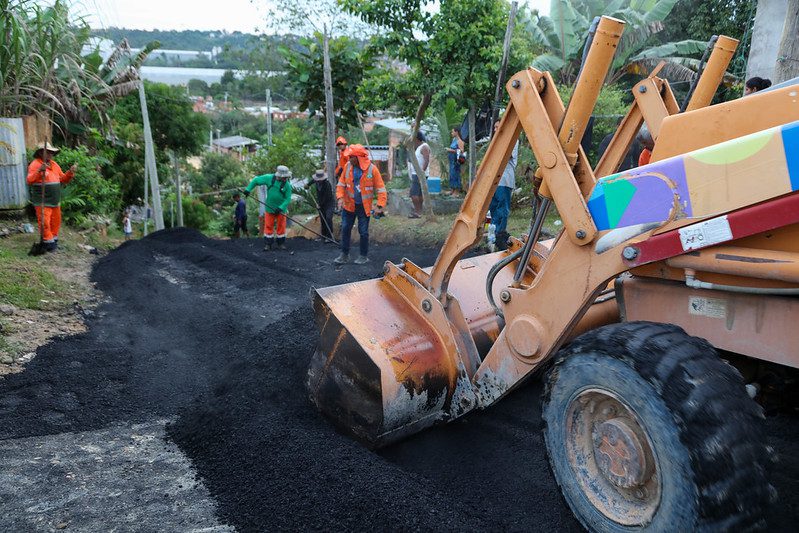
[246,123,320,181]
[559,84,629,164]
[56,147,122,224]
[181,197,212,231]
[198,151,245,192]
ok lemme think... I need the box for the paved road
[0,229,796,531]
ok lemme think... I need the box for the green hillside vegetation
[91,28,305,71]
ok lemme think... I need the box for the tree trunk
[323,27,337,188]
[406,93,434,217]
[776,0,799,83]
[468,105,477,187]
[490,1,518,134]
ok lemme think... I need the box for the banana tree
[524,0,708,84]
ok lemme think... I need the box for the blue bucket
[427,176,441,194]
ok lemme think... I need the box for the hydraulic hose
[685,272,799,296]
[486,247,525,320]
[513,197,551,285]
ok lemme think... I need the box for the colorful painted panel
[588,121,799,231]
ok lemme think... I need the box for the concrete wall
[747,0,789,81]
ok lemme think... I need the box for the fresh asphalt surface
[0,228,797,531]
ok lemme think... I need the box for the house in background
[373,118,439,181]
[212,135,259,161]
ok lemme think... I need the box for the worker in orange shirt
[334,136,349,179]
[334,144,387,265]
[27,142,77,253]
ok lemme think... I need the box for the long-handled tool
[304,189,338,240]
[28,133,51,256]
[243,191,339,245]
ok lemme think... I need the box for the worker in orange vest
[27,142,77,252]
[334,144,387,265]
[334,136,349,179]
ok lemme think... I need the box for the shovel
[28,163,48,256]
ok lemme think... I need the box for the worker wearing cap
[334,144,386,264]
[26,142,77,252]
[334,136,348,179]
[243,165,293,250]
[309,169,335,241]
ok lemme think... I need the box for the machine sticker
[689,296,728,319]
[679,215,733,251]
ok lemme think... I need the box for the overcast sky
[69,0,550,32]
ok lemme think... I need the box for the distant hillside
[92,28,255,50]
[91,28,300,70]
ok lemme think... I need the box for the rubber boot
[354,255,369,265]
[263,237,274,251]
[333,252,349,264]
[276,237,286,250]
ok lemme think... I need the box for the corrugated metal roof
[0,117,28,209]
[212,135,259,149]
[374,119,437,139]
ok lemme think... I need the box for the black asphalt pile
[0,227,797,531]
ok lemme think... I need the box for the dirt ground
[0,228,797,531]
[0,229,106,376]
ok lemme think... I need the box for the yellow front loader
[308,16,798,530]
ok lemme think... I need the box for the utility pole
[323,25,337,188]
[139,82,165,230]
[172,151,184,227]
[143,163,149,236]
[224,91,228,107]
[490,1,519,135]
[776,0,799,82]
[209,128,213,151]
[266,88,273,146]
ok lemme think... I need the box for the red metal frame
[627,192,799,268]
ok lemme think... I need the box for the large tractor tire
[542,321,776,532]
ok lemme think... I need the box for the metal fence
[0,117,28,210]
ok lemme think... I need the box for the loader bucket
[308,252,518,447]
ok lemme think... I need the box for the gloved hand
[242,189,250,197]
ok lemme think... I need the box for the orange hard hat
[336,136,347,146]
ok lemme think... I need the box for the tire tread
[545,321,775,532]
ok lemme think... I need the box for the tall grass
[0,0,157,129]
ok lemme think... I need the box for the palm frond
[532,53,567,73]
[630,40,709,61]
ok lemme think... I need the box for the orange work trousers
[263,212,287,239]
[34,206,61,243]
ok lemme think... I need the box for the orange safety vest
[336,162,387,216]
[335,149,348,178]
[26,158,74,207]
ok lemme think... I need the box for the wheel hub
[565,389,661,526]
[593,418,646,488]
